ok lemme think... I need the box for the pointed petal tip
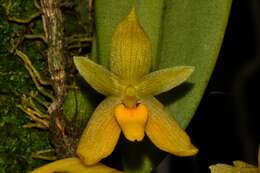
[77,152,98,166]
[173,144,199,156]
[172,65,195,82]
[73,56,85,63]
[127,7,137,21]
[189,65,195,72]
[73,56,87,70]
[182,66,195,76]
[73,55,81,60]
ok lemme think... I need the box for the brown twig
[40,0,66,113]
[40,0,76,158]
[24,34,47,43]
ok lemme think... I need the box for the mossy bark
[0,0,93,171]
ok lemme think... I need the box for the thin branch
[24,34,47,43]
[34,0,42,10]
[32,149,57,161]
[15,50,54,100]
[65,34,92,44]
[7,11,41,24]
[32,154,56,160]
[29,91,50,109]
[22,97,50,119]
[17,104,50,128]
[15,49,50,86]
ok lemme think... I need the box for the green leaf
[157,0,232,128]
[94,0,232,172]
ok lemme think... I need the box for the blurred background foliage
[0,0,93,172]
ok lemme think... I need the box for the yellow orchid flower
[209,161,258,173]
[30,157,122,173]
[209,145,260,173]
[74,7,198,166]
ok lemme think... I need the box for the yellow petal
[30,157,123,173]
[209,164,237,173]
[77,97,121,165]
[136,66,194,97]
[209,163,258,173]
[110,7,151,83]
[233,160,257,168]
[115,103,148,142]
[74,56,122,96]
[142,97,198,156]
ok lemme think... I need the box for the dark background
[156,0,260,172]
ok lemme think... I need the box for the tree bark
[40,0,75,158]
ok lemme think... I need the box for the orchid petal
[136,66,194,97]
[209,163,258,173]
[233,161,257,168]
[142,97,198,156]
[74,56,122,96]
[77,97,121,165]
[31,157,122,173]
[110,8,151,83]
[209,164,238,173]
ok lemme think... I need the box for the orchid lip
[114,103,148,142]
